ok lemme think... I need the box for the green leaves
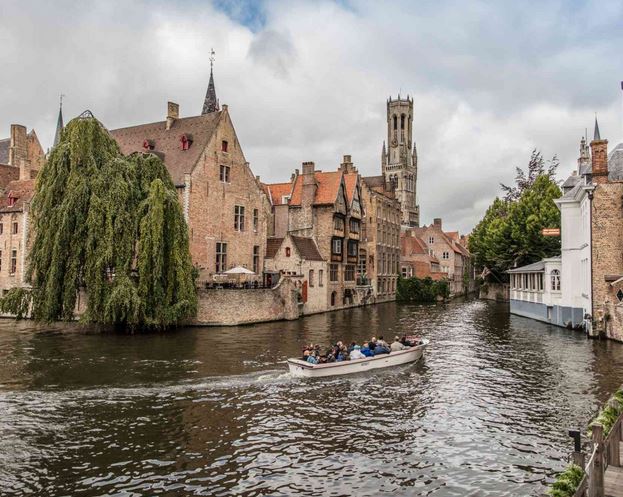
[1,116,197,330]
[396,277,450,302]
[546,464,584,497]
[469,155,562,281]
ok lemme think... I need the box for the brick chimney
[166,102,179,130]
[8,124,28,167]
[590,117,609,184]
[301,161,317,227]
[19,159,31,180]
[340,154,357,173]
[433,218,442,229]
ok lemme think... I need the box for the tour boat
[288,339,429,378]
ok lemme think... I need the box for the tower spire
[594,115,601,141]
[53,93,64,147]
[202,49,220,115]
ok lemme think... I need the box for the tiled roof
[110,111,223,185]
[264,182,293,206]
[0,164,19,191]
[265,237,284,259]
[291,235,324,261]
[343,173,358,205]
[507,261,546,273]
[363,175,385,189]
[0,138,8,164]
[446,231,459,241]
[0,178,35,212]
[289,171,342,206]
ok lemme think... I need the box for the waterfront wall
[192,277,300,326]
[479,282,509,302]
[510,299,585,329]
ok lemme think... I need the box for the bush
[547,464,584,497]
[396,276,450,303]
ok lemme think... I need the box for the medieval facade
[382,96,419,228]
[110,67,272,283]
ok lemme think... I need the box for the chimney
[591,117,609,184]
[166,102,179,130]
[222,104,228,112]
[339,154,358,173]
[433,218,442,229]
[19,159,31,181]
[8,124,28,167]
[301,162,317,227]
[302,161,315,175]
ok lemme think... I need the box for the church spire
[53,94,64,147]
[202,49,220,115]
[593,116,601,141]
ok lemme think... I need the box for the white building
[508,257,565,325]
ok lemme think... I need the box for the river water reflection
[2,299,623,496]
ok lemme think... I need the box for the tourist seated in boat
[391,336,406,352]
[373,342,390,355]
[307,353,319,364]
[377,336,390,348]
[349,345,366,360]
[361,342,375,357]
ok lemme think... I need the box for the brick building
[359,171,401,301]
[404,219,472,296]
[400,230,443,280]
[110,67,271,283]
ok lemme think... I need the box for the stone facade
[400,230,444,280]
[360,173,401,301]
[111,102,272,283]
[381,96,419,228]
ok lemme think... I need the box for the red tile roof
[264,182,293,206]
[0,178,35,212]
[289,171,343,206]
[110,112,223,185]
[265,237,284,259]
[343,172,358,205]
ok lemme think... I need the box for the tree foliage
[469,151,562,280]
[396,277,450,303]
[2,116,197,329]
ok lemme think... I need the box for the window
[330,264,339,282]
[349,218,360,233]
[234,205,245,231]
[12,222,18,234]
[347,240,358,257]
[10,250,16,275]
[551,269,561,291]
[253,209,259,232]
[221,140,228,152]
[331,291,337,306]
[333,216,344,231]
[332,238,343,255]
[285,247,291,257]
[442,251,449,260]
[253,245,259,273]
[401,266,408,278]
[216,242,227,273]
[358,251,367,275]
[8,197,15,207]
[309,269,314,287]
[220,165,230,183]
[319,270,324,286]
[0,223,3,234]
[393,115,397,131]
[0,250,2,272]
[345,265,355,281]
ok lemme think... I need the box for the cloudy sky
[1,0,622,232]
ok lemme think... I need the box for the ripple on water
[1,300,623,496]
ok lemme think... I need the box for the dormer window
[142,139,155,150]
[7,196,15,207]
[180,134,193,151]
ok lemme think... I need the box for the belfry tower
[381,95,419,228]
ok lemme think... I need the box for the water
[1,299,623,496]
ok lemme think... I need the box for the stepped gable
[290,236,324,261]
[289,171,342,206]
[110,111,222,185]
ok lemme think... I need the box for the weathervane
[210,48,215,72]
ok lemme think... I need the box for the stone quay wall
[192,277,300,326]
[479,282,509,302]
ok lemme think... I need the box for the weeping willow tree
[0,114,197,329]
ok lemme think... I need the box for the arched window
[331,291,337,306]
[309,269,314,287]
[400,114,405,129]
[393,115,397,131]
[551,269,560,291]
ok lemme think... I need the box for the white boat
[288,339,429,378]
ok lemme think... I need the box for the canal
[1,299,623,496]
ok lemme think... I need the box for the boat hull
[288,340,428,378]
